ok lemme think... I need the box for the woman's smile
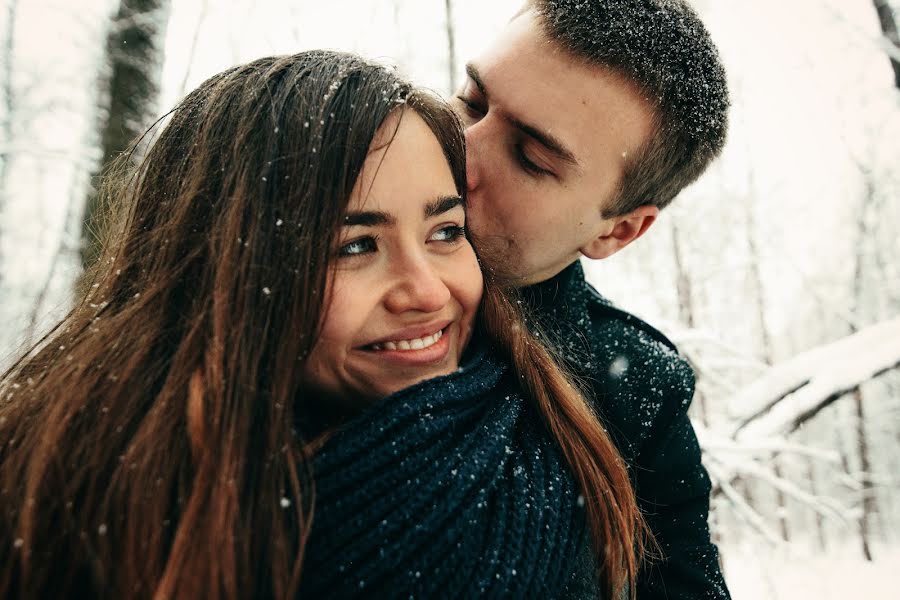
[358,321,453,366]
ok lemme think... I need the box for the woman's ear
[580,205,658,260]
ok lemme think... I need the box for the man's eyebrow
[466,63,578,169]
[465,64,488,99]
[425,195,464,218]
[510,117,579,168]
[343,210,394,227]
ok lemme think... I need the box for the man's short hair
[531,0,730,217]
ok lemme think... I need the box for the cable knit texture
[299,340,589,599]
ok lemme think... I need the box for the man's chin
[467,232,524,286]
[484,257,573,289]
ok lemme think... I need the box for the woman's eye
[430,225,466,243]
[338,236,378,257]
[515,145,553,178]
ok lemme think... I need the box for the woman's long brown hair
[0,50,644,599]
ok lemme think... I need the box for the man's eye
[430,225,466,243]
[515,145,553,178]
[455,95,485,119]
[338,236,378,257]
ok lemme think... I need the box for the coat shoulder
[573,282,695,459]
[581,283,694,395]
[583,284,679,354]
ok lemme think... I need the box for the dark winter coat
[523,261,732,600]
[299,336,596,599]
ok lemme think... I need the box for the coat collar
[520,261,585,316]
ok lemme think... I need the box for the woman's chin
[367,364,459,399]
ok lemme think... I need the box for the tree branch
[730,316,900,439]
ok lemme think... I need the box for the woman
[0,51,644,599]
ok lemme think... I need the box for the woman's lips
[363,319,452,347]
[359,325,452,366]
[370,328,443,351]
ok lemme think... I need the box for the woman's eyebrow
[343,210,394,227]
[343,195,462,226]
[425,195,464,218]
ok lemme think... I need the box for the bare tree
[81,0,170,272]
[744,173,792,542]
[176,0,209,99]
[873,0,900,90]
[444,0,458,92]
[849,168,880,561]
[671,219,711,426]
[0,0,17,290]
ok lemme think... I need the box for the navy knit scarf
[299,340,587,598]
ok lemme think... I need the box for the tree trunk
[176,0,208,99]
[671,219,710,426]
[873,0,900,90]
[81,0,170,273]
[0,0,17,290]
[853,388,875,560]
[850,172,877,560]
[745,179,791,542]
[444,0,458,92]
[806,458,828,551]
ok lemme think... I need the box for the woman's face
[302,109,483,406]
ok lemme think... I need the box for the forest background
[1,1,898,597]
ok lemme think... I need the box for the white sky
[159,0,523,108]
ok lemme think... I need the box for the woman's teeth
[372,329,443,351]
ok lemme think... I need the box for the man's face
[452,9,657,286]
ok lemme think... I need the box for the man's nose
[383,255,451,315]
[464,124,482,194]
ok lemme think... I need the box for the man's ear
[580,204,659,260]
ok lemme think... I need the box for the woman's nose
[383,256,452,315]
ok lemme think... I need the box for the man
[451,0,731,598]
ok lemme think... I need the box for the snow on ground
[723,543,897,599]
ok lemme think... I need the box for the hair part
[530,0,730,217]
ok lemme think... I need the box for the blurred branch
[177,0,208,98]
[823,0,900,82]
[707,461,784,546]
[872,0,900,90]
[730,316,900,439]
[697,427,842,463]
[713,455,849,523]
[444,0,457,92]
[705,440,855,538]
[25,173,83,346]
[0,0,17,290]
[665,327,769,370]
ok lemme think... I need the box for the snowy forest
[1,0,898,598]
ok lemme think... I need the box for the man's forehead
[465,62,579,170]
[472,15,655,165]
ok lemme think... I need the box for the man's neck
[516,259,581,289]
[519,260,583,313]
